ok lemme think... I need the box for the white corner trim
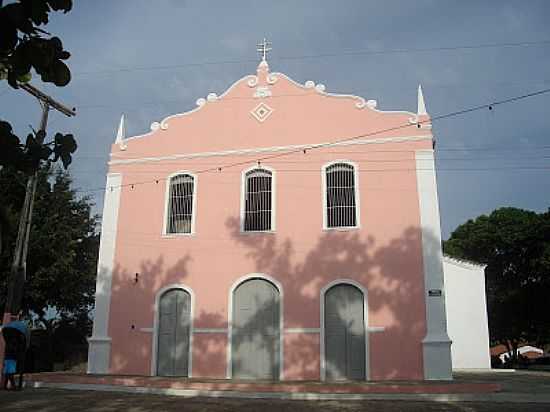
[161,171,198,236]
[240,165,276,233]
[88,173,122,375]
[415,149,452,380]
[442,255,486,270]
[151,284,195,378]
[319,279,369,381]
[227,273,284,380]
[109,135,433,166]
[321,160,361,231]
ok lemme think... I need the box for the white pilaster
[87,173,122,374]
[415,149,452,380]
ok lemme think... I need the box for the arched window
[166,173,195,234]
[243,168,273,232]
[324,162,359,229]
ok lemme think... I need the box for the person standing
[2,339,17,390]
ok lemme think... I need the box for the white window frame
[162,171,198,236]
[240,165,276,233]
[321,160,361,230]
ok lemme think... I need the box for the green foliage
[0,119,77,175]
[53,132,76,168]
[444,207,550,350]
[0,166,99,322]
[0,0,75,175]
[0,0,72,87]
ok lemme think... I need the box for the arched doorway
[157,288,191,376]
[324,283,366,380]
[231,278,281,379]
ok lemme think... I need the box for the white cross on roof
[256,38,272,62]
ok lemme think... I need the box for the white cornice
[442,255,486,270]
[116,69,422,145]
[109,134,433,166]
[270,72,417,117]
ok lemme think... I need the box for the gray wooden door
[232,278,280,380]
[325,284,366,380]
[157,288,191,376]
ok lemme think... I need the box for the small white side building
[443,255,491,369]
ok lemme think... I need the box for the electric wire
[70,87,550,195]
[73,39,550,77]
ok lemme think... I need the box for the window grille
[325,163,357,228]
[167,174,195,234]
[244,168,273,232]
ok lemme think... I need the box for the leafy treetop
[444,207,550,353]
[0,0,76,175]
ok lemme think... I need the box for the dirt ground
[0,370,548,411]
[0,389,548,412]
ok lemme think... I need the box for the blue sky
[1,0,549,238]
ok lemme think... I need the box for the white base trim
[87,337,112,374]
[423,339,453,381]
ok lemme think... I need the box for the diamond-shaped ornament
[250,102,274,123]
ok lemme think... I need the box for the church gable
[111,61,432,160]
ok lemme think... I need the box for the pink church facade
[87,57,453,381]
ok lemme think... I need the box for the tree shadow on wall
[107,253,228,377]
[100,217,445,382]
[224,216,443,381]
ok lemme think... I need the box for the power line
[69,155,550,175]
[69,86,550,195]
[188,87,550,175]
[74,166,550,195]
[75,144,550,160]
[72,78,550,112]
[74,39,550,77]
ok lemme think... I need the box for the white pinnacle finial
[115,114,125,143]
[115,114,127,150]
[256,38,272,63]
[417,84,427,116]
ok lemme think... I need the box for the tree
[0,166,99,369]
[444,207,550,362]
[0,0,77,175]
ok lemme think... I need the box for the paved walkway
[25,371,501,397]
[18,369,549,402]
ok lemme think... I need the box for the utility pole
[2,83,75,324]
